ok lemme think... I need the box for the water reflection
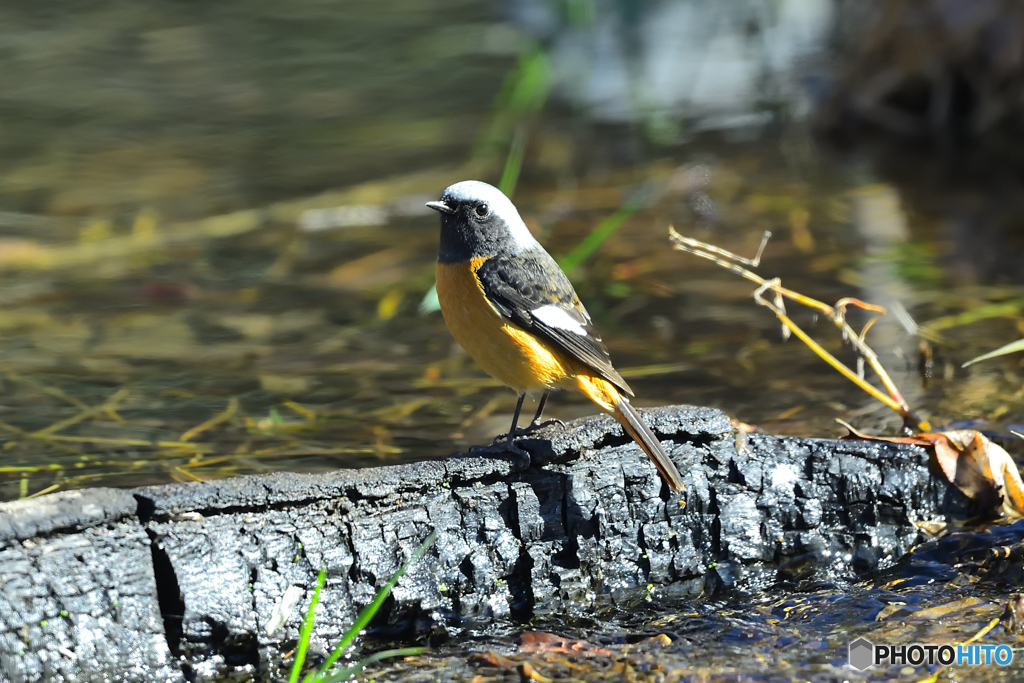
[517,0,832,131]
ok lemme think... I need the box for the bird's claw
[491,432,512,446]
[529,418,565,431]
[502,418,564,440]
[490,427,530,445]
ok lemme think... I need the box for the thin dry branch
[669,227,929,433]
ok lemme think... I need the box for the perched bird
[426,181,685,493]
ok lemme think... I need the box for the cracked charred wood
[0,488,183,682]
[0,405,972,681]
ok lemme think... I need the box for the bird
[426,180,685,493]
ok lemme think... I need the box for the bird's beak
[425,200,454,215]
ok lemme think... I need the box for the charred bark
[0,405,971,681]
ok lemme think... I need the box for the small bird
[427,180,685,493]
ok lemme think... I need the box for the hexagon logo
[849,638,874,670]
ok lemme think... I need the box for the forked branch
[668,227,929,433]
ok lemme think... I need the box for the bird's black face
[427,181,534,263]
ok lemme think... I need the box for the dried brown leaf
[839,422,1024,517]
[519,631,613,657]
[1000,594,1024,634]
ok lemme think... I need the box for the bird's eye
[475,203,489,217]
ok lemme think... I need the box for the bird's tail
[575,375,685,493]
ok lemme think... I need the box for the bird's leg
[525,391,565,432]
[507,392,525,442]
[486,393,532,463]
[492,392,526,445]
[490,392,563,448]
[531,392,549,425]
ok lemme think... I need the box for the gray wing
[474,251,633,396]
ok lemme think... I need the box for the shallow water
[2,0,1024,679]
[2,131,1021,500]
[352,520,1024,682]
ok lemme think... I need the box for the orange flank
[436,259,573,392]
[574,374,619,412]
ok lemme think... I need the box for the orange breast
[436,259,573,392]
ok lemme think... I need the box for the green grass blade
[508,48,550,115]
[962,338,1024,367]
[317,646,427,683]
[306,530,438,682]
[289,565,327,683]
[472,46,550,163]
[558,199,642,275]
[498,127,527,197]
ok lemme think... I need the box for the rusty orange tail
[575,376,685,493]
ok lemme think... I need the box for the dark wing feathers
[475,251,633,396]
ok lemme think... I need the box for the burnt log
[0,405,969,682]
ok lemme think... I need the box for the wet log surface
[0,405,971,682]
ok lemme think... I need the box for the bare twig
[669,227,929,432]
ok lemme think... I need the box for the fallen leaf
[469,651,516,671]
[1000,594,1024,634]
[730,419,757,433]
[839,421,1024,518]
[377,287,404,320]
[519,662,552,682]
[519,631,613,656]
[875,602,908,621]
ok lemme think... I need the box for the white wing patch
[532,305,587,335]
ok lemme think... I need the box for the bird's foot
[501,419,564,440]
[490,429,528,445]
[527,418,565,432]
